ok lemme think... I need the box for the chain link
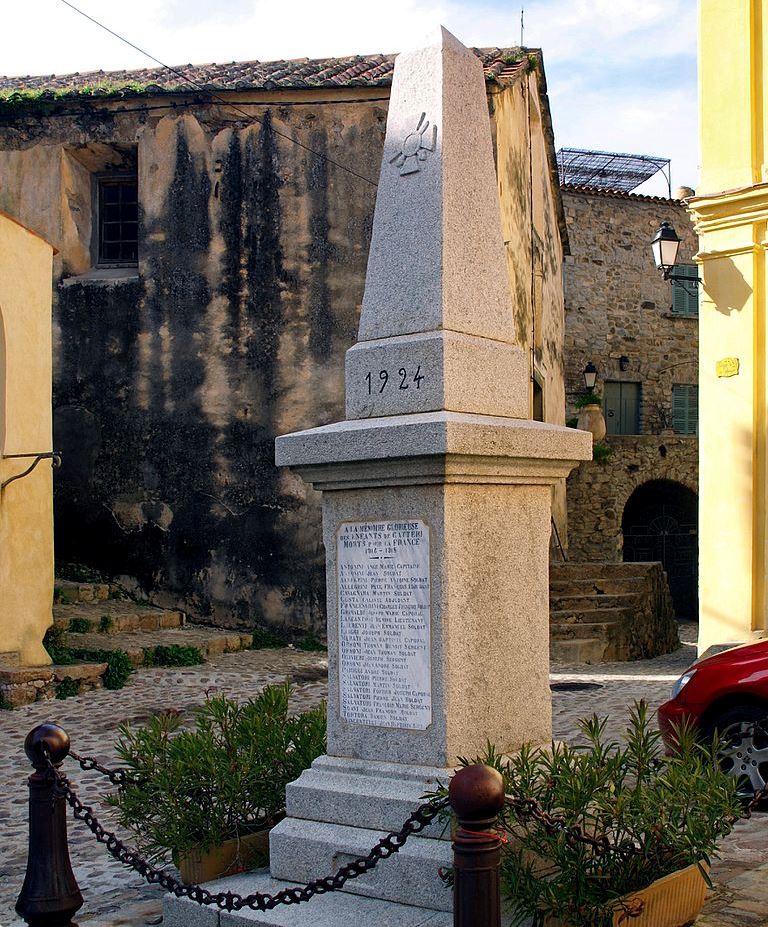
[53,738,765,910]
[503,794,640,857]
[70,750,144,787]
[49,755,448,912]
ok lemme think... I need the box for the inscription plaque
[337,520,431,730]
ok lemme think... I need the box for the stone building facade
[561,185,699,618]
[0,49,569,634]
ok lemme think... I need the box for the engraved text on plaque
[337,520,431,730]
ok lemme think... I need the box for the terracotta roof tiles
[0,48,531,98]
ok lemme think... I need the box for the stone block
[345,332,528,419]
[269,818,452,910]
[284,755,452,837]
[164,872,455,927]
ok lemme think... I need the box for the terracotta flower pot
[544,862,709,927]
[176,828,271,884]
[576,403,607,443]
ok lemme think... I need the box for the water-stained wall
[0,80,566,632]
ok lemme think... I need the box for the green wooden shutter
[671,265,699,317]
[672,384,698,434]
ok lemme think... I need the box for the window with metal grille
[98,176,138,265]
[671,264,699,317]
[672,384,698,435]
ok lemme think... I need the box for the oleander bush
[107,683,326,861]
[451,702,740,927]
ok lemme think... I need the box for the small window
[671,264,699,317]
[98,176,138,265]
[604,381,641,435]
[672,384,698,435]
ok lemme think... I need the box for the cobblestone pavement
[1,624,765,925]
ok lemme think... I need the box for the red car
[658,639,768,798]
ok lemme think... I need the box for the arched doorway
[622,480,698,618]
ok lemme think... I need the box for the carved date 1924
[365,365,425,394]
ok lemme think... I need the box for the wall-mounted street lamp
[619,355,630,371]
[651,221,701,297]
[583,362,598,391]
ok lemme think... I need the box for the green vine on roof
[0,81,177,114]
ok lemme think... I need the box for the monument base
[162,872,524,926]
[269,755,453,910]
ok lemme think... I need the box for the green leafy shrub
[101,650,134,689]
[43,627,76,665]
[453,702,740,927]
[56,677,80,699]
[57,562,106,583]
[99,615,114,633]
[592,442,614,464]
[0,691,12,710]
[566,417,578,428]
[107,684,326,860]
[43,629,132,689]
[251,627,284,649]
[296,634,326,652]
[69,617,91,633]
[574,391,602,409]
[142,645,204,667]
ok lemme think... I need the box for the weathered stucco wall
[0,213,54,664]
[0,79,566,632]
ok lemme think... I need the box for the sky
[1,0,698,196]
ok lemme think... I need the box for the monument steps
[163,871,457,927]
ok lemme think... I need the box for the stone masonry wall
[567,435,698,561]
[562,188,699,563]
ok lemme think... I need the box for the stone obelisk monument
[165,26,590,927]
[270,25,590,911]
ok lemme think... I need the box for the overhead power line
[56,0,379,186]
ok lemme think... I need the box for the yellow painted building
[0,212,55,665]
[689,0,768,651]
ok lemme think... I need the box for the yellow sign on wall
[716,357,740,378]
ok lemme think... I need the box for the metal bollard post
[449,764,506,927]
[16,723,83,927]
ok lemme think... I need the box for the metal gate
[623,507,698,618]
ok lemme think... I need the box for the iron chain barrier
[14,722,766,927]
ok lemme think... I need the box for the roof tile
[0,48,530,97]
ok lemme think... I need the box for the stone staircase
[550,561,679,664]
[0,579,254,707]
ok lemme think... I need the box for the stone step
[550,637,608,664]
[62,625,253,667]
[549,577,644,596]
[551,621,621,641]
[164,871,454,927]
[549,607,630,625]
[53,599,185,634]
[549,593,638,611]
[550,561,659,581]
[0,660,107,707]
[54,579,113,604]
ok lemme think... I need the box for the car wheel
[707,705,768,802]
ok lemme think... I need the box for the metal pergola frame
[557,147,671,196]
